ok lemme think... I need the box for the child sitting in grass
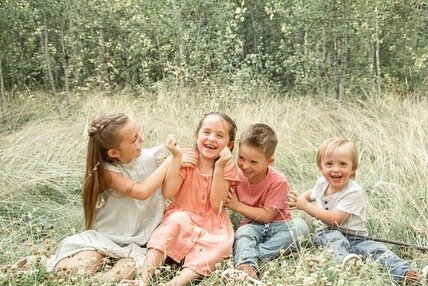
[223,123,310,285]
[40,112,192,283]
[288,137,428,283]
[141,112,241,286]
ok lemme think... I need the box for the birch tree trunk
[171,0,186,86]
[43,15,60,114]
[0,56,6,123]
[0,57,4,100]
[333,4,348,101]
[60,16,71,112]
[98,28,111,93]
[334,36,347,101]
[121,37,130,86]
[375,6,382,95]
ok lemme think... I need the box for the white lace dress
[46,145,168,271]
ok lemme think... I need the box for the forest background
[0,0,427,285]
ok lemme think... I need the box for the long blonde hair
[84,112,129,229]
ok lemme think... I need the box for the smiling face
[238,143,273,184]
[108,117,144,163]
[319,145,355,192]
[196,114,233,161]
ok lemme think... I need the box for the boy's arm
[226,189,278,223]
[210,147,233,212]
[288,190,350,227]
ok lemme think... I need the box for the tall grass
[0,87,427,285]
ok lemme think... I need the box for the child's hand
[287,191,308,211]
[181,148,197,168]
[165,134,181,156]
[225,187,239,209]
[215,146,232,167]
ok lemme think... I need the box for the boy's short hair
[239,123,277,158]
[316,137,359,178]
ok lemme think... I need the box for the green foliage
[0,0,426,97]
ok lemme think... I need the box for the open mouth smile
[204,144,217,150]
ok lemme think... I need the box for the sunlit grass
[0,87,427,285]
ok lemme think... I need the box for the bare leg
[141,248,167,284]
[94,257,136,283]
[55,250,104,275]
[165,268,200,286]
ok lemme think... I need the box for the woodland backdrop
[1,0,427,104]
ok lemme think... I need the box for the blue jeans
[233,217,309,271]
[313,228,413,282]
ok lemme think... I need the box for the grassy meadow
[0,87,427,285]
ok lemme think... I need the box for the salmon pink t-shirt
[236,166,291,225]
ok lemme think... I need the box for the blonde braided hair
[88,118,114,137]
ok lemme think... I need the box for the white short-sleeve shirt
[310,176,368,236]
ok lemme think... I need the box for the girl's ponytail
[83,112,129,229]
[83,137,109,229]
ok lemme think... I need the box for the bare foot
[404,271,420,282]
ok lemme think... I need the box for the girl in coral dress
[142,112,241,286]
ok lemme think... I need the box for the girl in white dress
[46,112,191,283]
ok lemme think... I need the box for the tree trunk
[156,34,165,79]
[303,30,308,94]
[0,56,6,123]
[249,2,260,74]
[99,28,111,93]
[334,4,347,101]
[70,19,80,86]
[375,6,382,95]
[171,0,186,86]
[43,16,60,114]
[334,35,347,101]
[250,5,259,55]
[121,37,130,87]
[0,57,4,100]
[60,16,71,113]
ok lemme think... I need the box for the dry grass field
[0,87,427,285]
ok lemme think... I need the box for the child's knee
[312,229,347,247]
[55,250,104,273]
[234,224,258,240]
[167,211,192,226]
[291,217,310,236]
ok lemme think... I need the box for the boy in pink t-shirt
[224,123,309,285]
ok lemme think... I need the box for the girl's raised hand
[215,146,232,167]
[165,134,181,156]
